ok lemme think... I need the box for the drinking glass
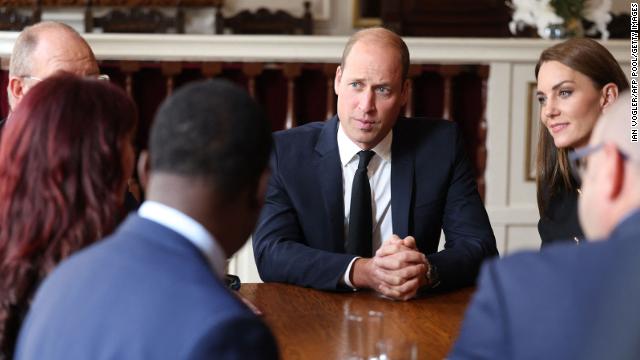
[376,339,418,360]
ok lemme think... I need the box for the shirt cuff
[343,257,360,290]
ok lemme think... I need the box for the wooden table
[239,283,475,360]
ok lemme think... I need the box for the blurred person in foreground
[0,73,137,359]
[450,92,640,359]
[15,79,278,360]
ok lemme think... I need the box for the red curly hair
[0,73,137,357]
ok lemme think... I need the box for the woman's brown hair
[535,38,629,216]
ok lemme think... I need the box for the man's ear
[136,150,151,192]
[334,66,343,95]
[600,83,619,110]
[8,76,25,110]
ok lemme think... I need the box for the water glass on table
[376,339,418,360]
[345,310,384,359]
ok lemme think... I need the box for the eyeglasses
[20,74,110,82]
[569,143,629,182]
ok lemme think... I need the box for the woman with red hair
[0,73,137,358]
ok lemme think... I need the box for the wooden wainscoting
[42,60,488,199]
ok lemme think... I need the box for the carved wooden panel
[0,4,40,31]
[0,0,221,6]
[0,60,489,198]
[380,0,511,37]
[215,1,312,35]
[85,5,184,33]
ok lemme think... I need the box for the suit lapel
[314,116,345,252]
[391,120,414,238]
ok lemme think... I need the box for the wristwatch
[225,274,241,291]
[426,263,440,288]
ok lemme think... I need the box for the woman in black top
[535,38,628,246]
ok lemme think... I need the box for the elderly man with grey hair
[451,92,640,359]
[0,22,143,208]
[1,21,100,128]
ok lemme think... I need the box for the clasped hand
[352,235,429,301]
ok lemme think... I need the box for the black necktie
[347,150,375,257]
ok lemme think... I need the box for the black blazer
[253,116,498,291]
[538,188,584,247]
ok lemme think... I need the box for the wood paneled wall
[0,60,489,198]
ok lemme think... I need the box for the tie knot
[356,150,375,170]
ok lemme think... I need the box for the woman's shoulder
[538,188,583,246]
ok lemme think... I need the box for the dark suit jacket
[15,214,278,360]
[253,116,497,291]
[538,187,584,246]
[450,211,640,360]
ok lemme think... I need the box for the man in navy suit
[253,27,498,300]
[450,92,640,359]
[15,80,279,359]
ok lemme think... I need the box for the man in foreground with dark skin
[253,27,498,300]
[15,79,279,359]
[451,92,640,359]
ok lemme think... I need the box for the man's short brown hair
[339,27,410,81]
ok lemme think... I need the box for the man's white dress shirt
[337,124,393,288]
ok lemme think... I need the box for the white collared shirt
[138,201,227,280]
[337,123,393,288]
